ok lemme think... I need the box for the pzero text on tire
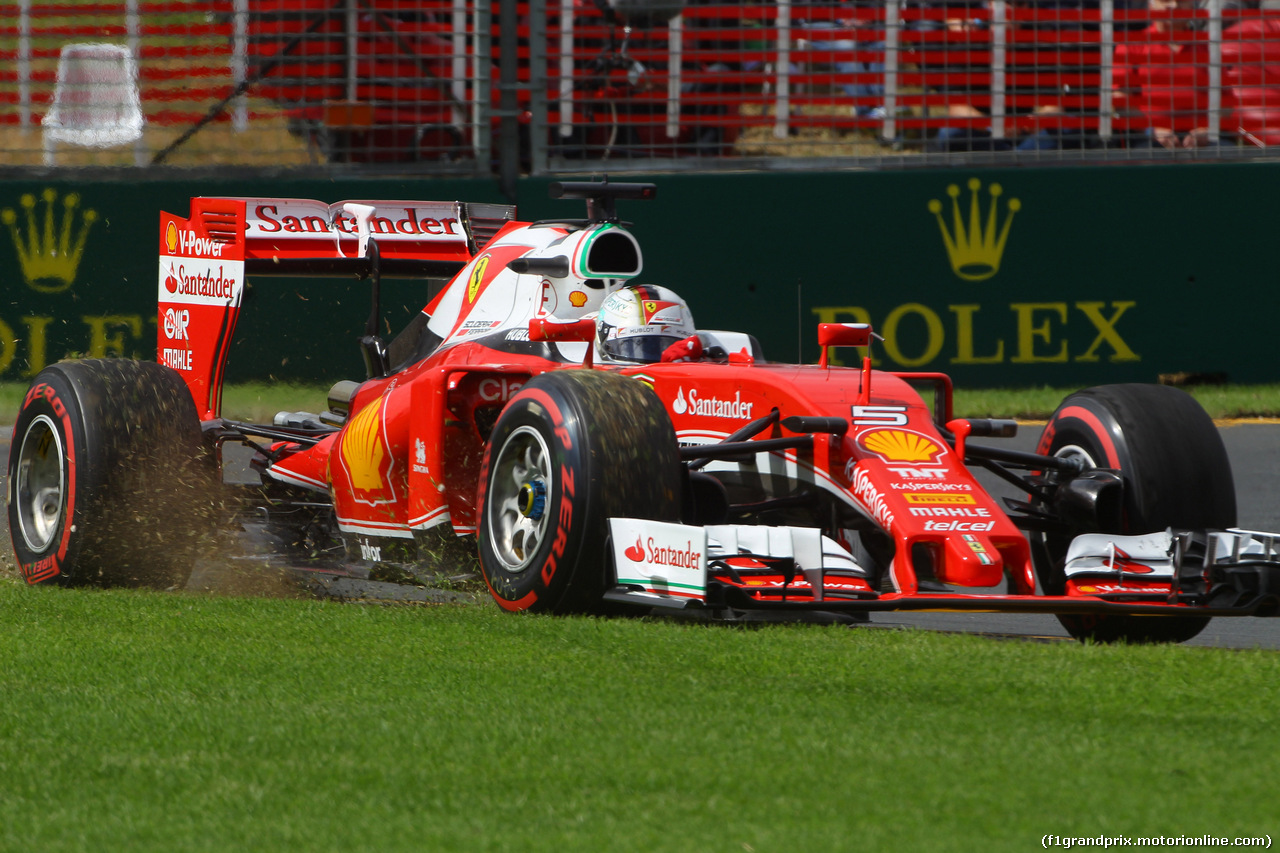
[477,369,682,614]
[1034,383,1236,644]
[7,358,213,588]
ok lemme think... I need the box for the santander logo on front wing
[609,518,709,601]
[625,535,702,569]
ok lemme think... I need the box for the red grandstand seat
[1227,86,1280,145]
[1222,18,1280,84]
[1222,18,1280,146]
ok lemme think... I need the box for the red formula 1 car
[8,181,1280,644]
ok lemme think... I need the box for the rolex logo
[2,189,99,294]
[927,179,1020,282]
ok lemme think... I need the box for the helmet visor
[603,334,684,364]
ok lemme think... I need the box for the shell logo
[569,290,588,308]
[165,221,178,254]
[859,428,946,464]
[342,396,389,494]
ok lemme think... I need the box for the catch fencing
[4,0,1280,174]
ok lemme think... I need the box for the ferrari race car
[8,180,1280,644]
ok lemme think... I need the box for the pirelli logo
[903,493,977,506]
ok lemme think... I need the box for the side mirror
[817,322,873,369]
[529,317,597,367]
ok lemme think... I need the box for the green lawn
[954,383,1280,421]
[3,375,1277,850]
[1,579,1277,852]
[5,380,1280,425]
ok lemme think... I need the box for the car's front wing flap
[603,520,1280,618]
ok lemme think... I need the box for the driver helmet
[595,284,696,363]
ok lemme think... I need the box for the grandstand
[3,0,1280,172]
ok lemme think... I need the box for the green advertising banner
[531,163,1275,387]
[0,177,510,386]
[1,163,1274,387]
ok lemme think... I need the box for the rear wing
[158,196,515,420]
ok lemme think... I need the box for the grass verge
[1,578,1277,852]
[952,383,1280,421]
[0,381,333,426]
[4,381,1280,425]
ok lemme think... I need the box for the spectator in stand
[812,0,1004,147]
[930,0,1203,152]
[1010,0,1146,150]
[922,1,1015,151]
[836,0,890,120]
[820,0,962,128]
[1113,0,1238,148]
[800,0,889,121]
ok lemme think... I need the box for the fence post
[1100,0,1114,142]
[18,0,31,131]
[128,0,147,165]
[232,0,248,132]
[499,0,520,199]
[667,12,683,140]
[127,0,139,55]
[529,0,549,174]
[884,0,900,143]
[346,0,359,101]
[774,0,791,139]
[473,0,493,169]
[453,0,467,134]
[1207,0,1222,140]
[990,0,1006,141]
[558,0,574,140]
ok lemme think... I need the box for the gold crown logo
[1,189,99,294]
[927,178,1020,282]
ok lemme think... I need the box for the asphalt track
[4,422,1279,649]
[872,421,1280,649]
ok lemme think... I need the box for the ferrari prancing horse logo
[467,255,490,303]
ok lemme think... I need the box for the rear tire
[7,359,213,588]
[477,369,681,614]
[1034,384,1236,644]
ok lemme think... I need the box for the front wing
[604,520,1280,619]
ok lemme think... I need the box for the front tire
[1034,384,1236,644]
[477,369,682,614]
[7,359,213,588]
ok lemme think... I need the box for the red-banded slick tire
[1033,383,1236,644]
[477,368,681,614]
[7,359,212,588]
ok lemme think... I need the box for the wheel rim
[488,425,553,573]
[1055,443,1097,469]
[1041,442,1104,568]
[14,415,66,553]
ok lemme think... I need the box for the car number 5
[851,405,908,426]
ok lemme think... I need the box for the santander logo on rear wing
[235,197,471,263]
[157,196,478,420]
